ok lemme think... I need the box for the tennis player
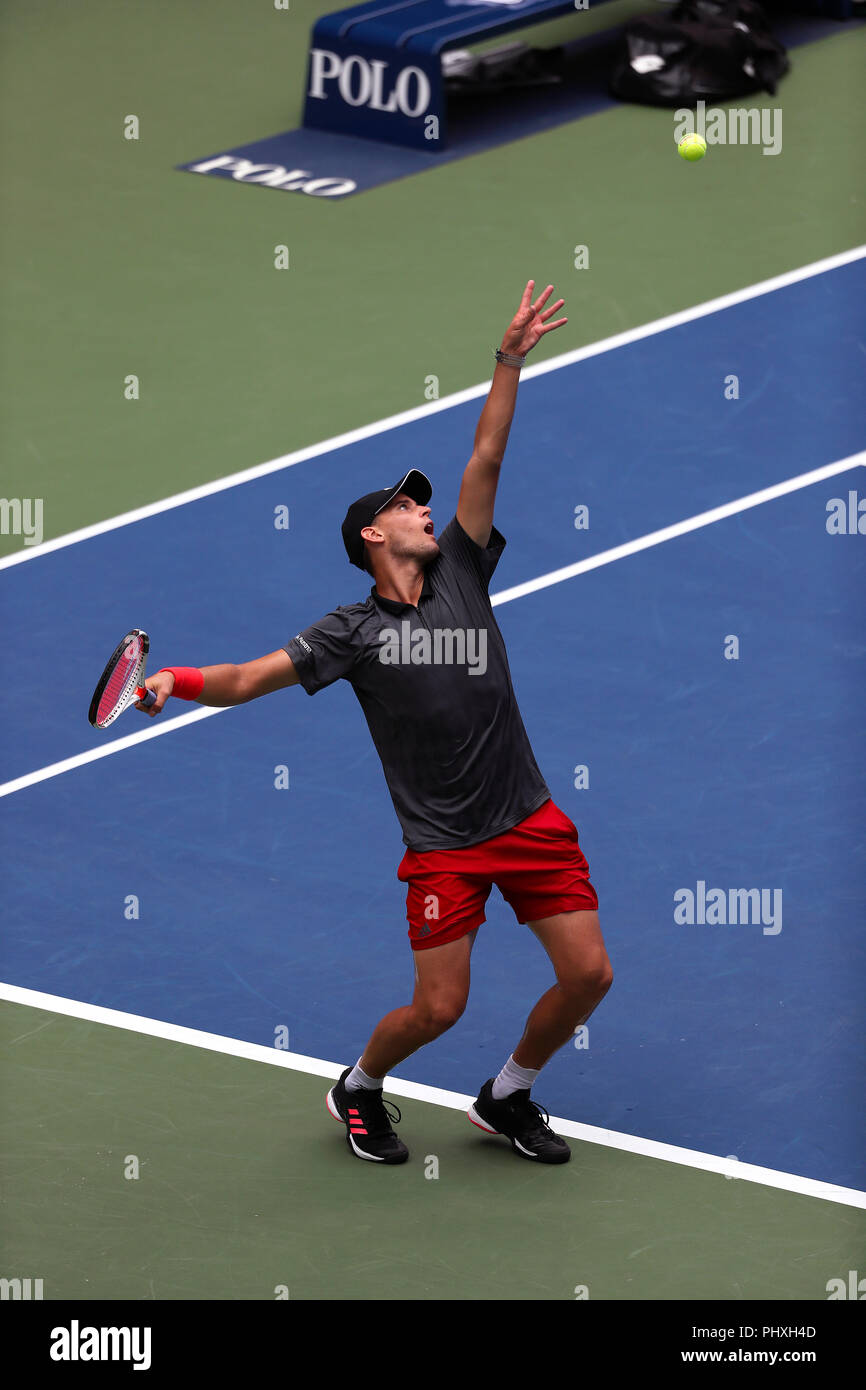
[138,280,612,1166]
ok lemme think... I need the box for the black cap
[341,469,433,570]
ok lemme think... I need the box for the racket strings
[96,641,145,727]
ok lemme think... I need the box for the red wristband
[159,667,205,700]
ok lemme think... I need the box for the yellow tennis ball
[678,133,707,162]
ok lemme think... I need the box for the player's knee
[419,996,467,1035]
[594,956,614,997]
[560,954,613,1001]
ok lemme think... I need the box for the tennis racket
[88,629,157,729]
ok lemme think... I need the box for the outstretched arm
[457,279,567,548]
[135,648,299,716]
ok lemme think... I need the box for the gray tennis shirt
[283,515,550,851]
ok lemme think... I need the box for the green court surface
[2,1001,864,1301]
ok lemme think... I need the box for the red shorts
[397,799,598,951]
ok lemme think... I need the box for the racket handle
[137,686,157,708]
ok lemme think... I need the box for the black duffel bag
[609,0,790,105]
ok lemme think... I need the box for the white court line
[0,705,226,800]
[491,452,866,606]
[1,449,863,802]
[1,982,863,1209]
[1,243,864,573]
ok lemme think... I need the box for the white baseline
[0,983,863,1210]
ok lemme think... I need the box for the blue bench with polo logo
[302,0,858,153]
[302,0,599,151]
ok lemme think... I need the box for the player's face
[375,493,439,564]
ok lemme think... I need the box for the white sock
[344,1058,384,1092]
[491,1054,541,1100]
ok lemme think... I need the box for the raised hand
[500,280,567,359]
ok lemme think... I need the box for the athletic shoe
[325,1067,409,1164]
[467,1080,571,1164]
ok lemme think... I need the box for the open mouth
[424,522,435,535]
